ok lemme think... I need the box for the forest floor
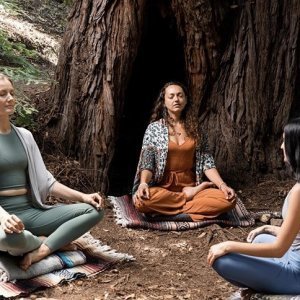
[28,174,293,300]
[0,1,295,299]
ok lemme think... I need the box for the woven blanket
[108,195,256,231]
[0,232,134,298]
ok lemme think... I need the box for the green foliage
[0,30,43,82]
[13,94,38,130]
[0,0,20,14]
[0,29,44,128]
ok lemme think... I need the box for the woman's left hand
[82,192,104,210]
[220,184,236,200]
[207,242,230,266]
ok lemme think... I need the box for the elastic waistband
[166,169,193,173]
[0,193,29,200]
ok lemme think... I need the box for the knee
[0,231,28,251]
[252,233,275,244]
[212,255,228,273]
[212,253,236,275]
[227,197,236,210]
[219,191,236,210]
[133,198,151,213]
[76,203,104,224]
[88,205,104,224]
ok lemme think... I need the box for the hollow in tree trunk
[49,0,300,192]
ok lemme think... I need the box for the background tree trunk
[50,0,300,192]
[204,1,300,182]
[49,0,147,191]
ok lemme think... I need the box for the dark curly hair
[150,81,200,143]
[284,117,300,182]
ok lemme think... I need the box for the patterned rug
[108,195,257,230]
[0,232,134,298]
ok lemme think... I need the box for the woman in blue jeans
[207,117,300,294]
[0,73,104,271]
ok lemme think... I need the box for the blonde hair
[0,73,12,84]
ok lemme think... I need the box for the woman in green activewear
[0,73,104,270]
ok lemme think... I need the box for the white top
[282,192,300,252]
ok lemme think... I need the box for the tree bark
[50,0,300,191]
[204,1,300,182]
[49,0,147,191]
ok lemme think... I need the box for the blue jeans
[213,234,300,294]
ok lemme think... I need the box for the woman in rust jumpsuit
[132,82,236,222]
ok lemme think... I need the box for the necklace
[169,130,182,136]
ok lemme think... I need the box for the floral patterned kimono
[132,119,215,193]
[132,119,235,222]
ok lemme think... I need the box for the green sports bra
[0,128,28,190]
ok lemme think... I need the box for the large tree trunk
[204,1,300,182]
[49,0,300,192]
[49,0,147,191]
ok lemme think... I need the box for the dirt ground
[31,89,292,300]
[0,1,295,299]
[26,176,291,300]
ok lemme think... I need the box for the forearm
[204,168,225,188]
[50,182,84,202]
[225,240,285,258]
[140,170,153,184]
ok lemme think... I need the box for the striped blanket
[0,232,134,298]
[108,195,256,230]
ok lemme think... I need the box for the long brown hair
[150,81,200,142]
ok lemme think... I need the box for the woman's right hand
[1,214,25,234]
[246,225,267,243]
[135,183,150,201]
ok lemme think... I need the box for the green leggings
[0,194,104,255]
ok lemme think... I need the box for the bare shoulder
[292,183,300,194]
[289,183,300,205]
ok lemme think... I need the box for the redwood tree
[49,0,300,192]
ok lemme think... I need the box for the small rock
[270,218,283,226]
[260,214,271,223]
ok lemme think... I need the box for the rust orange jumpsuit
[134,138,236,221]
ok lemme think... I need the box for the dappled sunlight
[0,4,60,65]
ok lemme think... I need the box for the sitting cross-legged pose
[208,117,300,295]
[132,81,236,222]
[0,73,104,270]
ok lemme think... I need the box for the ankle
[38,243,51,256]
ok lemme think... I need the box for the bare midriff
[0,188,28,196]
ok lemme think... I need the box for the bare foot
[20,243,51,270]
[182,182,215,200]
[182,186,198,200]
